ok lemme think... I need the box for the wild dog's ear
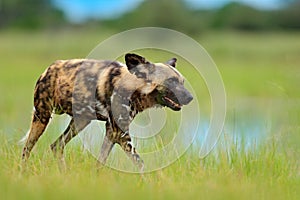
[166,58,177,68]
[125,53,148,70]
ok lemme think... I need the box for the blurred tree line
[0,0,65,29]
[0,0,299,33]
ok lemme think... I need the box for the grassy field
[0,29,299,199]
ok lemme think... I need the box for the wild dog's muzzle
[176,86,193,105]
[159,85,193,111]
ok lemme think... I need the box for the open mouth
[162,95,182,111]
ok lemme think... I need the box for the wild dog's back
[33,59,124,116]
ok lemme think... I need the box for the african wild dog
[21,53,193,170]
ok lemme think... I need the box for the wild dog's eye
[166,77,179,85]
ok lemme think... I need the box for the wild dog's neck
[130,90,157,114]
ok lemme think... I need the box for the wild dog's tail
[19,107,35,145]
[18,130,30,145]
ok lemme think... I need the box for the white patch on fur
[140,82,156,94]
[95,101,108,117]
[87,105,95,113]
[122,104,131,112]
[117,62,126,68]
[111,91,117,102]
[128,141,135,154]
[121,131,129,138]
[87,77,95,82]
[75,107,86,115]
[118,114,123,122]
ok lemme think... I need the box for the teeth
[164,96,181,108]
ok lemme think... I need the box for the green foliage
[211,2,271,30]
[103,0,201,34]
[0,0,65,29]
[99,0,300,33]
[275,1,300,29]
[1,0,300,32]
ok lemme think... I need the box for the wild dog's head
[125,53,193,111]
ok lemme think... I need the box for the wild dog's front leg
[98,135,114,164]
[119,131,144,171]
[110,94,144,171]
[98,122,115,165]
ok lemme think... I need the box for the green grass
[0,134,299,200]
[0,29,299,199]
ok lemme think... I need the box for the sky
[52,0,285,23]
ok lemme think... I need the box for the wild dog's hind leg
[22,109,51,161]
[50,118,90,157]
[22,66,55,162]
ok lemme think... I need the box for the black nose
[173,86,193,105]
[184,93,193,105]
[178,91,193,105]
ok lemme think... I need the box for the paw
[133,153,144,171]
